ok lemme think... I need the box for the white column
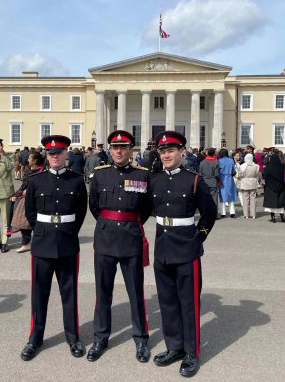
[141,90,151,150]
[190,90,201,148]
[212,90,224,149]
[165,90,176,130]
[105,95,111,140]
[95,90,105,144]
[117,90,127,130]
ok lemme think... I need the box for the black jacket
[89,164,152,258]
[150,167,217,264]
[25,168,87,258]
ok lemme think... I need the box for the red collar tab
[46,141,68,149]
[205,156,217,161]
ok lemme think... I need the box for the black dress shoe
[1,244,9,253]
[230,214,235,218]
[70,340,84,358]
[179,355,199,378]
[153,349,185,367]
[21,342,41,361]
[86,342,108,362]
[136,342,150,363]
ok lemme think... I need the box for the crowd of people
[1,140,285,255]
[137,142,285,222]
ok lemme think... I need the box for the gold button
[166,203,169,206]
[56,188,59,191]
[169,177,172,180]
[41,193,44,196]
[119,197,122,200]
[117,223,121,226]
[167,190,170,193]
[183,194,186,197]
[164,229,167,232]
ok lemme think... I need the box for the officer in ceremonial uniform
[150,131,217,378]
[21,135,87,361]
[88,130,152,363]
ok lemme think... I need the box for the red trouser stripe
[193,259,200,358]
[76,253,80,337]
[28,255,34,337]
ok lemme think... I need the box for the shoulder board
[132,165,149,171]
[29,170,48,177]
[69,169,84,176]
[94,164,111,170]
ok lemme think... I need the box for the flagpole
[158,10,161,52]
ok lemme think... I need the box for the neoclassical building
[1,52,285,151]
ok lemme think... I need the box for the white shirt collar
[165,168,181,176]
[49,167,66,176]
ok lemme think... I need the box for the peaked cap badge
[162,135,167,141]
[117,134,121,140]
[51,140,56,146]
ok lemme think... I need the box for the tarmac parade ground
[0,191,285,382]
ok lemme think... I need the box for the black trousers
[154,257,202,357]
[28,254,80,346]
[21,229,32,245]
[94,254,149,344]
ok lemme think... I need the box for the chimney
[22,71,39,77]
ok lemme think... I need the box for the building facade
[1,52,285,151]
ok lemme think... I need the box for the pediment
[89,53,232,74]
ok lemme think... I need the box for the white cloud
[143,0,268,56]
[0,53,70,76]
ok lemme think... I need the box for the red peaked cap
[155,130,187,149]
[107,130,135,147]
[41,135,71,153]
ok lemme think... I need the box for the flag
[159,13,170,38]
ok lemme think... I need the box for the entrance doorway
[152,125,165,140]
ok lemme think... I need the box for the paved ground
[0,187,285,382]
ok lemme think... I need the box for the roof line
[88,52,232,72]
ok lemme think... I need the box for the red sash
[99,209,149,267]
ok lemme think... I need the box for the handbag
[11,197,31,230]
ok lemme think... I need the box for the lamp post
[221,131,227,148]
[91,130,97,148]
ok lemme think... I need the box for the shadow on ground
[41,292,270,365]
[0,293,27,313]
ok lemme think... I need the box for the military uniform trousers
[94,253,149,345]
[29,254,80,346]
[154,257,202,357]
[0,198,11,245]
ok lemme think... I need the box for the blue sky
[0,0,284,76]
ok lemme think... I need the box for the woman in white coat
[240,154,260,218]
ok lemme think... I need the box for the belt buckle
[51,215,61,223]
[163,217,173,227]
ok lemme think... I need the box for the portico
[89,52,231,150]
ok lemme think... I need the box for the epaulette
[94,164,111,170]
[29,170,48,177]
[132,165,149,171]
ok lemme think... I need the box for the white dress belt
[37,213,75,223]
[156,216,195,227]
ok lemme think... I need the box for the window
[114,96,118,110]
[241,94,253,110]
[200,96,205,110]
[175,125,185,136]
[200,125,206,148]
[154,96,164,110]
[10,123,21,144]
[11,95,21,110]
[240,124,252,146]
[41,95,51,111]
[70,124,82,144]
[40,124,51,140]
[274,125,285,146]
[275,94,285,110]
[71,95,81,110]
[132,125,141,146]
